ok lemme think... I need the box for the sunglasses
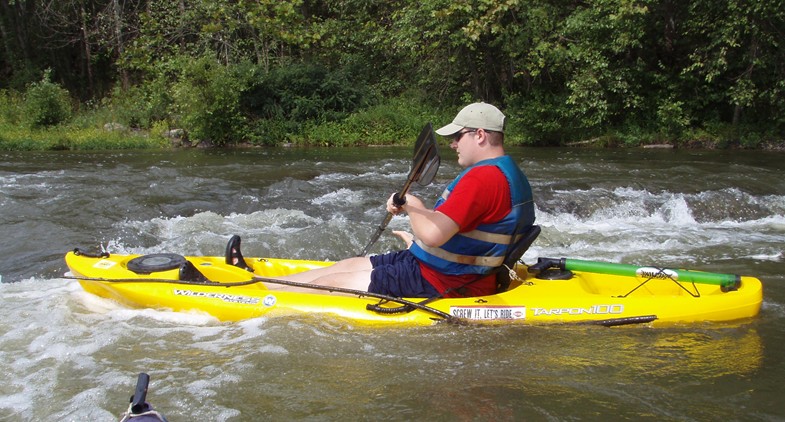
[450,129,477,142]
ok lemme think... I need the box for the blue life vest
[409,155,535,275]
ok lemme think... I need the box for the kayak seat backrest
[496,225,541,293]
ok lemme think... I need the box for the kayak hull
[64,251,763,327]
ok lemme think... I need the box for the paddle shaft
[358,145,434,256]
[357,125,437,257]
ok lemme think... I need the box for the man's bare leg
[265,256,374,293]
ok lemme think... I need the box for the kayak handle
[72,248,110,259]
[366,303,413,314]
[528,257,566,273]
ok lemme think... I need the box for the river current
[1,146,783,420]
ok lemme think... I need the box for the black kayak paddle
[357,123,440,256]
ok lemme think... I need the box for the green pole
[563,258,741,288]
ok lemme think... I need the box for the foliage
[170,56,251,146]
[23,70,73,128]
[240,62,375,145]
[655,98,691,140]
[294,95,451,146]
[0,0,783,149]
[243,62,372,122]
[0,90,23,125]
[102,78,172,129]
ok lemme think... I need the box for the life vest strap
[413,239,504,268]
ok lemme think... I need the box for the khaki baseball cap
[435,102,506,136]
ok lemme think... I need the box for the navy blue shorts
[368,250,440,298]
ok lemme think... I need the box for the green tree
[2,0,783,148]
[682,0,785,129]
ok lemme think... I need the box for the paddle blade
[417,152,439,186]
[355,122,439,257]
[412,123,439,186]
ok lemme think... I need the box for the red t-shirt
[419,165,511,297]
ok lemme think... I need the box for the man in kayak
[269,102,535,297]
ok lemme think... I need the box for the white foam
[311,188,363,206]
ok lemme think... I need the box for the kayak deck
[64,251,763,326]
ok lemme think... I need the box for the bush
[242,63,373,124]
[0,89,23,125]
[245,118,301,146]
[103,78,172,129]
[171,56,250,146]
[23,69,73,128]
[295,94,450,146]
[656,98,691,141]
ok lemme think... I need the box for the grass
[0,123,169,151]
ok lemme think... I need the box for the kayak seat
[225,235,251,271]
[496,225,541,292]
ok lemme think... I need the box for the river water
[1,146,783,420]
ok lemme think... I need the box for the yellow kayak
[64,250,762,327]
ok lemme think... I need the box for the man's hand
[391,230,414,248]
[386,192,459,248]
[387,193,421,214]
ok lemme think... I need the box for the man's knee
[333,256,372,272]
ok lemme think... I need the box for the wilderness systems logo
[173,289,260,305]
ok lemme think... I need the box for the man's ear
[475,128,489,145]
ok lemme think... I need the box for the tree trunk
[1,0,31,65]
[113,0,129,89]
[80,0,94,97]
[0,7,14,77]
[732,105,742,127]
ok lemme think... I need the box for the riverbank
[0,129,785,151]
[2,96,782,151]
[3,124,782,151]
